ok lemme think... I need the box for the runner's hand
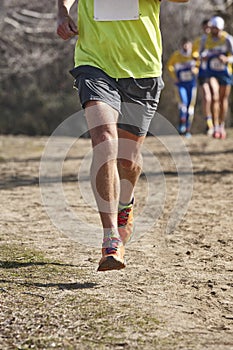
[191,67,199,76]
[218,55,228,64]
[57,14,78,40]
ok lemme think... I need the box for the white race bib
[200,61,207,70]
[94,0,139,21]
[180,71,193,82]
[209,58,225,71]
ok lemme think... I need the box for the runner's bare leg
[85,101,119,235]
[219,84,231,125]
[117,128,145,205]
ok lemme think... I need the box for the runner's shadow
[0,261,98,290]
[0,261,79,269]
[0,173,80,189]
[0,279,97,290]
[33,281,97,290]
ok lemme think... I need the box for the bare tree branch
[20,9,55,20]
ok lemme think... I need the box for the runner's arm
[166,53,178,82]
[226,35,233,63]
[167,0,189,3]
[160,0,189,2]
[219,35,233,64]
[57,0,78,40]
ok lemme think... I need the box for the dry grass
[0,244,162,350]
[1,133,233,349]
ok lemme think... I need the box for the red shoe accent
[220,129,226,139]
[118,202,134,245]
[213,131,221,139]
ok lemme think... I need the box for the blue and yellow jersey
[192,34,208,78]
[192,35,204,59]
[166,50,198,85]
[199,31,233,78]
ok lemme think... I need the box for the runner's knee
[179,103,188,114]
[118,158,140,171]
[90,125,117,147]
[188,105,194,116]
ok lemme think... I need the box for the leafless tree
[0,0,232,133]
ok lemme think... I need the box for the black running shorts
[70,65,164,136]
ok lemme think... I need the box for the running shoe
[220,128,226,139]
[179,125,187,135]
[207,127,214,136]
[185,132,192,139]
[213,131,221,139]
[118,199,134,245]
[97,237,125,272]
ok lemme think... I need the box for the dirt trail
[0,132,233,350]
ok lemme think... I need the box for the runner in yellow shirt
[193,19,215,135]
[199,16,233,139]
[167,38,198,137]
[57,0,190,271]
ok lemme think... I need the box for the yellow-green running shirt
[74,0,162,79]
